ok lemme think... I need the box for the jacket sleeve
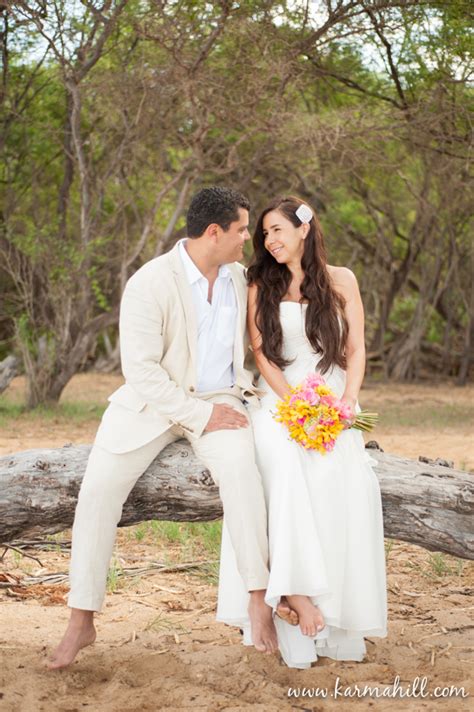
[118,276,213,438]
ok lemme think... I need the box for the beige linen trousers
[67,244,270,612]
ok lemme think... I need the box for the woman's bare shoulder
[327,265,359,295]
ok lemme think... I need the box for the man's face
[217,208,251,263]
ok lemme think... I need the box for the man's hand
[204,403,249,432]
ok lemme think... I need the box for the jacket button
[189,386,195,392]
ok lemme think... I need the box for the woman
[216,196,388,669]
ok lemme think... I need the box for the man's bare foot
[248,590,278,654]
[276,597,299,626]
[46,609,96,670]
[286,595,325,637]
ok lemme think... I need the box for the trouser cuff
[67,593,104,613]
[244,574,270,592]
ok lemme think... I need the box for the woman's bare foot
[286,595,325,637]
[275,597,299,626]
[248,590,278,654]
[46,609,97,670]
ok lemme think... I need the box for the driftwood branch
[0,442,472,560]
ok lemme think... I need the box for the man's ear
[206,223,220,243]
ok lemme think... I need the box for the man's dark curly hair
[186,186,250,238]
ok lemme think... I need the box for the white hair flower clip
[295,204,313,224]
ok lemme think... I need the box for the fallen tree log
[0,443,472,560]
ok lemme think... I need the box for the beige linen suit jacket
[95,242,261,454]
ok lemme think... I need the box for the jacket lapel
[169,243,198,377]
[169,243,247,381]
[228,263,247,368]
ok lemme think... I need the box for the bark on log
[0,443,472,560]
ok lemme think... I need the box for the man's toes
[46,657,67,671]
[264,640,277,654]
[254,641,267,652]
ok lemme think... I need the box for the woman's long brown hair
[247,196,349,374]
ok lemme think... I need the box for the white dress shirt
[178,238,237,392]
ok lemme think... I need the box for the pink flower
[301,388,320,405]
[318,417,335,427]
[341,405,354,419]
[304,373,325,388]
[319,395,333,406]
[336,400,354,420]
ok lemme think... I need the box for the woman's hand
[341,394,357,412]
[279,383,293,400]
[341,394,357,428]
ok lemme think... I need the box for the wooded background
[1,0,472,407]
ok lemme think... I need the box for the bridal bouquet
[273,373,378,455]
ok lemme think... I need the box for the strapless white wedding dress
[216,302,388,669]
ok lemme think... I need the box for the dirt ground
[0,375,473,711]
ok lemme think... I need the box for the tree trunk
[457,269,474,386]
[93,328,121,373]
[457,310,474,385]
[18,310,119,408]
[1,442,472,560]
[0,355,17,394]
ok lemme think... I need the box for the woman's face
[262,209,307,265]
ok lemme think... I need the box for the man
[48,187,278,669]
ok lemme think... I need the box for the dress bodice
[257,301,347,399]
[279,302,314,363]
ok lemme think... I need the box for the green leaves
[2,0,472,401]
